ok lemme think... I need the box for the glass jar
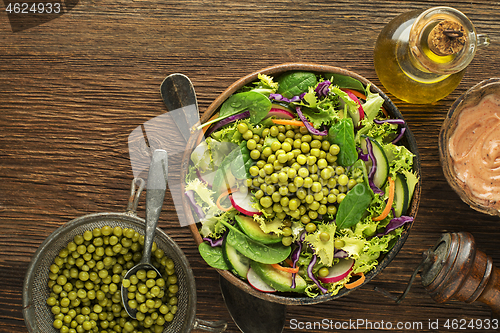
[374,7,490,104]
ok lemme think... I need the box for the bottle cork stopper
[427,20,466,56]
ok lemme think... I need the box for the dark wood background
[2,0,500,332]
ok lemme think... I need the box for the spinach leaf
[277,71,317,99]
[198,242,230,270]
[336,183,373,229]
[220,91,272,124]
[212,146,240,196]
[231,141,251,179]
[329,73,365,92]
[221,221,291,264]
[328,118,358,167]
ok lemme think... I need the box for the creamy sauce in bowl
[449,93,500,209]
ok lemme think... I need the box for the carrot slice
[372,177,395,221]
[344,272,365,289]
[342,88,389,117]
[271,119,307,127]
[272,263,299,274]
[216,188,237,211]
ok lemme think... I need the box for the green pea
[319,232,330,242]
[270,126,279,137]
[321,140,331,151]
[278,186,288,196]
[281,236,292,247]
[296,188,307,200]
[308,210,318,220]
[305,223,317,233]
[247,139,257,150]
[281,141,292,152]
[242,130,253,140]
[302,134,312,142]
[309,201,320,211]
[307,155,317,165]
[337,193,346,203]
[329,144,340,155]
[334,239,346,248]
[318,267,330,278]
[250,150,261,160]
[338,174,349,186]
[237,123,249,134]
[311,181,322,193]
[296,154,307,165]
[277,153,288,164]
[282,227,293,237]
[260,196,273,208]
[303,177,313,188]
[270,140,281,152]
[262,146,273,158]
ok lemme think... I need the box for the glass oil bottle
[374,7,490,104]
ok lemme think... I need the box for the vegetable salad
[185,71,418,297]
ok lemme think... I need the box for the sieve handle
[193,318,228,332]
[126,178,145,215]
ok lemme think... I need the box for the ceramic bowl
[183,63,421,305]
[439,78,500,216]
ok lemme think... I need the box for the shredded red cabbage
[205,110,250,137]
[334,249,349,259]
[366,138,377,180]
[377,216,414,236]
[357,147,369,161]
[314,80,331,97]
[295,107,328,136]
[185,190,205,219]
[307,254,328,294]
[202,236,224,247]
[369,179,384,196]
[269,92,306,103]
[291,231,306,289]
[373,118,406,126]
[392,127,406,144]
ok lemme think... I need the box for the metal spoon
[160,73,287,332]
[121,149,168,319]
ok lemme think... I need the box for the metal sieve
[22,179,227,333]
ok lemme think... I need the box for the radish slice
[342,89,365,125]
[247,268,276,293]
[229,191,262,216]
[265,108,295,120]
[318,258,354,284]
[196,169,217,187]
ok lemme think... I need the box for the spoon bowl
[121,149,168,319]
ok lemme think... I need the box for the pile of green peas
[46,225,179,333]
[122,269,178,328]
[237,122,362,246]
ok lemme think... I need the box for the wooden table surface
[2,0,500,332]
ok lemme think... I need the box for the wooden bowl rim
[183,62,422,305]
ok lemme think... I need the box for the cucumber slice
[394,173,409,217]
[234,215,282,244]
[223,239,250,279]
[368,138,389,189]
[250,261,307,293]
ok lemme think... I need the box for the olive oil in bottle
[374,7,489,104]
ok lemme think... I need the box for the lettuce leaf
[254,215,284,236]
[304,223,336,266]
[352,229,403,274]
[363,84,385,122]
[383,143,415,179]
